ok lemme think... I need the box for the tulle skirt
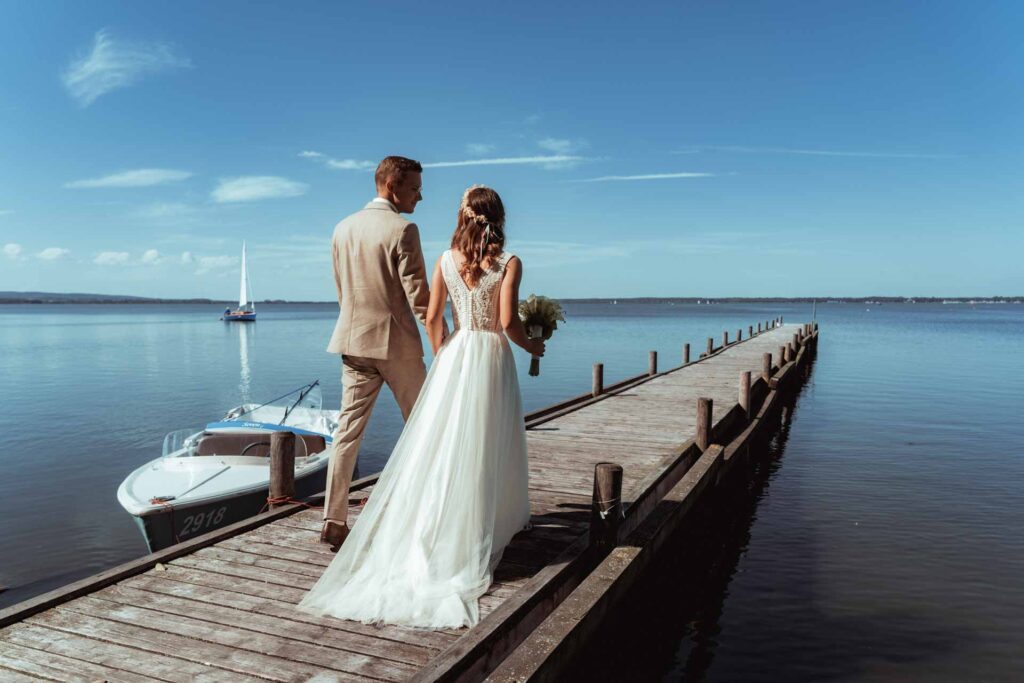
[298,329,531,629]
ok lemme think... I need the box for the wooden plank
[62,594,418,681]
[1,621,260,682]
[93,583,437,667]
[28,608,364,683]
[118,571,456,650]
[0,640,158,683]
[0,666,50,683]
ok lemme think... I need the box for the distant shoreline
[1,292,1021,305]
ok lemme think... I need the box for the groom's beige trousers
[323,353,426,525]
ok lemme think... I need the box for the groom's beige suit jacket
[326,201,429,359]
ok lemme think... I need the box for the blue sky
[1,1,1021,299]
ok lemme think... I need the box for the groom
[321,156,431,549]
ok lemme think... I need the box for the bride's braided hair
[450,185,506,287]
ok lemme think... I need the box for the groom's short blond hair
[375,156,422,189]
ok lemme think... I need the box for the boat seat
[194,431,326,458]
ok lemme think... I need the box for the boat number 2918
[179,507,227,536]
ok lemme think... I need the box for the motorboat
[117,381,336,551]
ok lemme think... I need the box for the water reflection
[238,322,252,403]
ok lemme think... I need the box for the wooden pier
[0,319,818,682]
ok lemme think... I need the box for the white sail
[238,242,248,308]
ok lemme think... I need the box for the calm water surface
[0,302,1021,680]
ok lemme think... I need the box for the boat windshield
[162,428,200,457]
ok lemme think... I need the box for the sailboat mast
[239,242,248,309]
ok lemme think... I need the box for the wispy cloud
[576,172,715,182]
[676,145,955,159]
[211,176,308,203]
[65,169,192,189]
[179,250,238,274]
[37,247,71,261]
[466,143,496,156]
[133,202,198,222]
[94,251,131,266]
[537,137,587,154]
[141,249,161,264]
[298,151,375,171]
[62,29,191,107]
[194,254,237,275]
[3,243,23,260]
[423,155,587,169]
[326,158,376,170]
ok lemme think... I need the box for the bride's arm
[500,256,545,356]
[426,256,448,354]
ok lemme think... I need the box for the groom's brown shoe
[320,520,349,552]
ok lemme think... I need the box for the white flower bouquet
[518,294,565,376]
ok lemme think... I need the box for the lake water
[1,302,1021,680]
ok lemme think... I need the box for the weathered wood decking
[0,321,815,682]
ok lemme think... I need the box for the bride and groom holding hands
[298,156,546,629]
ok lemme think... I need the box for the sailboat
[221,241,256,321]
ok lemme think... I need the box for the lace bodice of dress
[441,250,513,332]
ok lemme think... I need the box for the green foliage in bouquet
[518,294,565,340]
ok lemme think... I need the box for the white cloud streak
[298,150,323,158]
[423,155,587,169]
[3,243,22,260]
[676,145,954,159]
[576,172,715,182]
[325,158,376,170]
[195,254,237,274]
[211,176,308,203]
[141,249,161,264]
[62,29,191,107]
[65,169,192,189]
[538,138,587,154]
[37,247,71,261]
[94,251,130,266]
[466,143,496,156]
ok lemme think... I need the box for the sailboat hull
[222,312,256,321]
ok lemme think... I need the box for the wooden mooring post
[648,350,658,376]
[269,431,295,509]
[706,337,714,355]
[696,397,713,451]
[762,352,772,382]
[748,324,754,338]
[683,343,690,364]
[739,370,751,418]
[589,463,623,551]
[723,330,729,346]
[779,345,787,366]
[592,363,604,397]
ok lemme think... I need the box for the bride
[299,186,545,629]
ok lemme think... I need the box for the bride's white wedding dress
[299,249,531,629]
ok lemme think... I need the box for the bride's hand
[528,339,545,357]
